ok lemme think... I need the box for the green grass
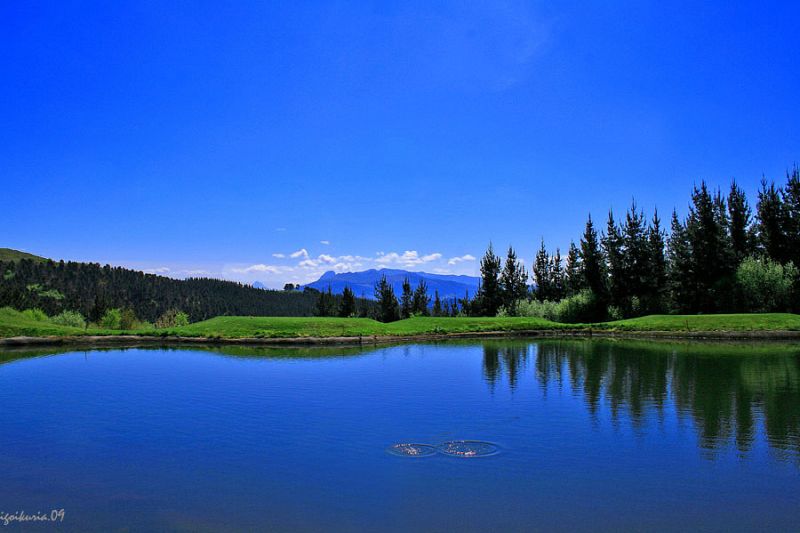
[159,315,567,338]
[1,306,799,340]
[0,248,48,262]
[0,307,88,337]
[597,313,800,332]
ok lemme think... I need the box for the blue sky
[2,1,798,287]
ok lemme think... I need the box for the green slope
[0,248,48,262]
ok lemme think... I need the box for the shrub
[50,310,86,328]
[735,257,798,312]
[516,299,560,322]
[100,308,122,329]
[556,290,604,323]
[513,290,606,323]
[119,308,137,330]
[21,308,48,322]
[155,309,190,328]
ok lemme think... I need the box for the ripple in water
[386,443,438,457]
[437,440,499,458]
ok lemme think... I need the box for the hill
[304,268,480,301]
[0,257,364,322]
[0,248,47,262]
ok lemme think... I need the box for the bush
[735,257,798,312]
[22,308,48,321]
[100,308,122,329]
[50,310,86,328]
[119,308,137,330]
[155,309,190,328]
[556,290,605,323]
[515,299,560,322]
[513,290,606,323]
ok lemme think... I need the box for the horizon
[3,2,798,288]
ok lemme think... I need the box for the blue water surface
[0,339,798,532]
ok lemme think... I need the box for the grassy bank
[596,313,800,332]
[1,307,799,342]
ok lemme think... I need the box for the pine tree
[782,166,800,267]
[357,291,370,318]
[756,178,788,263]
[432,290,442,317]
[500,246,528,314]
[728,180,755,264]
[580,214,607,302]
[644,209,667,313]
[476,243,502,316]
[315,286,334,317]
[400,277,413,319]
[532,239,552,302]
[460,289,473,316]
[374,274,399,322]
[564,241,584,296]
[412,279,430,316]
[621,201,649,315]
[338,286,356,317]
[684,182,734,312]
[667,210,693,312]
[603,210,625,310]
[549,248,565,301]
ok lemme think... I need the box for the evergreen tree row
[471,166,800,320]
[370,275,463,322]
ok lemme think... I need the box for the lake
[1,339,799,531]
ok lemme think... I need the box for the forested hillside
[0,258,333,322]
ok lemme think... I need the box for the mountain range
[301,268,480,301]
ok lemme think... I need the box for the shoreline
[3,328,800,348]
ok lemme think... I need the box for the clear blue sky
[2,1,798,287]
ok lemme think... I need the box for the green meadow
[2,307,799,341]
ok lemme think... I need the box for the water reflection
[484,339,800,457]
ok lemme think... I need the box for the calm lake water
[1,339,799,532]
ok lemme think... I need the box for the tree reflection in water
[483,339,800,458]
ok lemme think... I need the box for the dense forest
[370,166,800,322]
[0,259,370,323]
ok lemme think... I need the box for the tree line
[368,166,800,322]
[0,259,370,323]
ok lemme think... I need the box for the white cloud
[375,250,443,267]
[337,255,370,262]
[143,267,170,274]
[231,264,283,274]
[333,262,361,272]
[448,254,476,265]
[320,240,330,245]
[222,247,476,285]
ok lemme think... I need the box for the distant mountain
[252,281,267,289]
[304,268,480,301]
[0,248,47,262]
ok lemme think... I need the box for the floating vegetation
[437,440,499,458]
[386,443,438,457]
